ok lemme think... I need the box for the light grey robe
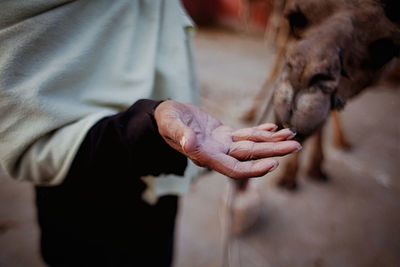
[0,0,199,198]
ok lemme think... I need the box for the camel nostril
[309,74,334,87]
[308,74,336,93]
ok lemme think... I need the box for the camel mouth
[276,121,309,143]
[273,81,332,140]
[293,133,308,143]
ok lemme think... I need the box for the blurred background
[1,1,399,266]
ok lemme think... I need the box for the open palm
[155,100,301,179]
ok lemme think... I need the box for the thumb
[155,100,199,155]
[159,113,198,155]
[179,126,198,154]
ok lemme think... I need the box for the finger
[157,112,198,155]
[232,128,274,142]
[176,124,198,154]
[232,128,296,142]
[256,123,278,131]
[229,158,279,179]
[179,128,198,154]
[212,156,279,179]
[270,128,297,140]
[229,140,301,160]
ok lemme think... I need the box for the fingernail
[270,161,279,172]
[285,129,297,140]
[180,136,187,152]
[296,144,303,151]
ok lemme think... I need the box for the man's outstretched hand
[154,100,302,179]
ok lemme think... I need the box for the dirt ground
[0,27,399,267]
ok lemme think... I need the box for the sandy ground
[0,27,399,267]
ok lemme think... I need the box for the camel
[245,0,400,189]
[224,0,399,238]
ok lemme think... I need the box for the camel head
[273,0,400,140]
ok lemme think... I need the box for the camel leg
[242,1,288,123]
[331,110,351,150]
[277,152,299,190]
[242,80,273,122]
[240,0,251,33]
[305,127,328,181]
[242,40,287,123]
[264,0,280,45]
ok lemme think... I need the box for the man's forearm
[66,99,188,184]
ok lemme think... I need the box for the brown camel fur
[245,0,400,189]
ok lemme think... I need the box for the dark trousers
[34,100,187,266]
[35,181,178,267]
